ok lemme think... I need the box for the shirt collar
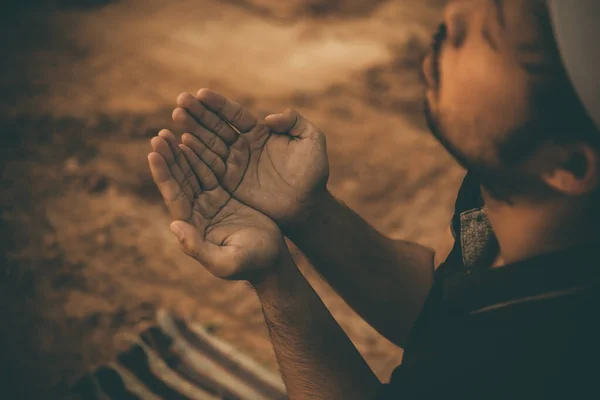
[441,241,600,315]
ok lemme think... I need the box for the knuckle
[196,105,207,119]
[197,142,209,155]
[171,187,187,204]
[295,124,309,137]
[192,201,206,218]
[256,124,269,137]
[214,120,225,134]
[228,149,237,163]
[184,167,195,180]
[174,187,186,200]
[207,154,220,168]
[223,146,231,161]
[232,106,244,122]
[215,142,228,158]
[187,244,199,259]
[206,134,218,149]
[183,241,199,259]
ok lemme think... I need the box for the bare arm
[254,251,382,400]
[173,90,435,347]
[149,133,382,399]
[284,191,435,348]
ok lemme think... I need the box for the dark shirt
[377,173,600,399]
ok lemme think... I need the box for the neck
[481,187,599,266]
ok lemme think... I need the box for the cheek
[438,49,531,141]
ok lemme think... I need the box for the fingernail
[170,223,184,240]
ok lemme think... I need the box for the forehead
[502,0,550,45]
[502,0,546,40]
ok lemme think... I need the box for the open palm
[171,90,329,226]
[148,130,285,281]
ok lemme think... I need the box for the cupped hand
[171,89,330,226]
[148,129,287,281]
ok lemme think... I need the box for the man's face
[424,0,558,196]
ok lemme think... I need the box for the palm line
[227,136,253,194]
[193,194,237,241]
[253,134,270,189]
[264,138,296,191]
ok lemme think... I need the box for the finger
[170,220,240,276]
[178,93,240,145]
[150,135,194,201]
[196,88,258,134]
[179,93,242,144]
[180,139,231,220]
[264,108,322,140]
[181,133,227,178]
[148,153,191,221]
[179,144,219,190]
[172,106,230,158]
[158,129,202,196]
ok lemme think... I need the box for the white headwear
[547,0,600,130]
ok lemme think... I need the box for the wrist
[249,247,299,295]
[282,188,336,238]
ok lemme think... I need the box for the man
[147,0,600,398]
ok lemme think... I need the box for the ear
[540,143,600,196]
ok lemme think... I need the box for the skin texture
[153,89,435,398]
[254,259,381,400]
[172,92,329,227]
[148,129,286,281]
[425,0,552,172]
[148,0,600,398]
[148,130,381,399]
[424,0,600,264]
[169,89,434,349]
[424,0,598,197]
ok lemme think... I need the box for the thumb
[264,108,321,140]
[170,220,190,241]
[169,221,238,275]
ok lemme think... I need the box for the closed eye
[482,25,499,51]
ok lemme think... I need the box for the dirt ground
[0,0,465,398]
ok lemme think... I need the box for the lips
[424,23,447,90]
[422,54,436,88]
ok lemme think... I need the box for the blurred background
[0,0,464,398]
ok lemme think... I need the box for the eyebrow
[482,26,499,51]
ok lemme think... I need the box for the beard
[424,100,476,173]
[424,99,550,203]
[422,24,553,202]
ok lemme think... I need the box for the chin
[423,93,441,124]
[423,99,437,133]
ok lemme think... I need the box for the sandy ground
[0,0,464,398]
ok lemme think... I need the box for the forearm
[284,191,435,347]
[252,251,381,400]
